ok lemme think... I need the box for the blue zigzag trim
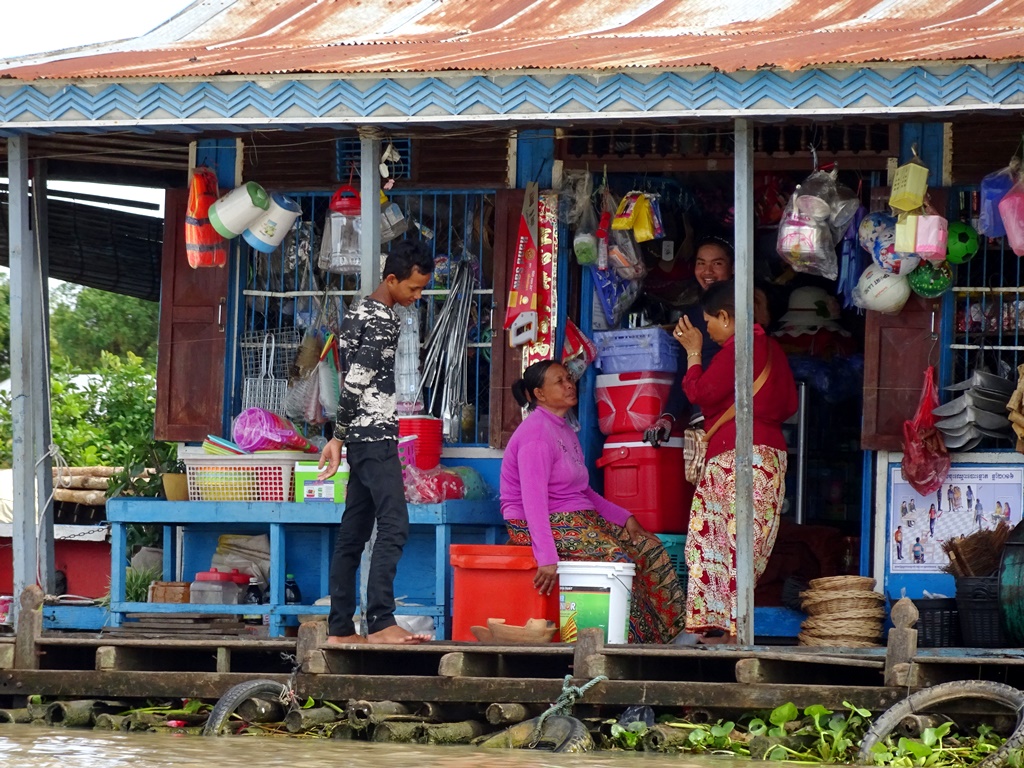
[0,65,1022,126]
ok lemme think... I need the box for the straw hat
[777,287,850,337]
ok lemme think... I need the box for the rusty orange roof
[3,0,1024,80]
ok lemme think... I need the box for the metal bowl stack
[933,371,1014,450]
[798,576,885,648]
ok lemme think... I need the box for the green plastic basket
[658,533,688,590]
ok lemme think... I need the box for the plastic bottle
[284,574,302,605]
[243,577,263,625]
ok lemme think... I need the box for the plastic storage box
[189,568,244,604]
[597,432,693,534]
[595,370,674,436]
[594,328,680,374]
[449,544,560,642]
[183,451,308,502]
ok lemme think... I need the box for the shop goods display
[1008,365,1024,454]
[979,163,1018,238]
[914,214,950,260]
[562,319,599,380]
[907,259,953,298]
[594,327,679,375]
[243,192,302,253]
[852,263,911,314]
[231,407,319,453]
[935,370,1015,449]
[859,212,920,274]
[184,167,228,268]
[209,181,270,238]
[798,576,884,647]
[946,221,981,264]
[318,184,363,274]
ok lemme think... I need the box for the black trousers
[327,439,409,636]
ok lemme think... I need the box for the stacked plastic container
[593,328,693,535]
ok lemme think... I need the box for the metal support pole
[733,118,756,646]
[9,136,38,622]
[359,129,383,294]
[30,160,55,594]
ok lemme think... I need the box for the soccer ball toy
[907,260,954,298]
[946,221,980,264]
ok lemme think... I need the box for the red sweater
[682,325,798,460]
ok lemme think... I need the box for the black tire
[203,680,289,736]
[856,680,1024,767]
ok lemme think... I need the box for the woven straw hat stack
[798,576,885,648]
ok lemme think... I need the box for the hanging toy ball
[853,263,911,314]
[946,221,980,264]
[907,260,954,298]
[858,212,918,273]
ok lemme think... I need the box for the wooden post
[486,702,532,725]
[284,706,343,733]
[14,585,43,670]
[733,117,756,647]
[884,597,919,687]
[359,128,382,294]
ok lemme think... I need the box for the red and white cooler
[596,432,694,534]
[595,371,674,436]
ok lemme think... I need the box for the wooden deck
[1,593,1021,715]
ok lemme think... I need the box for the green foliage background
[0,275,162,469]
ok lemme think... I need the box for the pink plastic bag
[900,367,950,495]
[232,408,318,453]
[998,180,1024,257]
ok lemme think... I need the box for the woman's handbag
[683,348,774,486]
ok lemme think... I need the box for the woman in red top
[673,279,798,642]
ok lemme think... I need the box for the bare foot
[367,625,432,645]
[326,634,367,645]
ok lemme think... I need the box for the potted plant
[106,441,186,500]
[159,455,189,502]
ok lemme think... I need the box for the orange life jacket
[185,167,228,268]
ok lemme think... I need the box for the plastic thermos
[243,577,263,625]
[284,574,302,605]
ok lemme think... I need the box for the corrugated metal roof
[2,0,1023,80]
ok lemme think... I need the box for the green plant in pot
[106,441,185,500]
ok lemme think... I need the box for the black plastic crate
[956,596,1010,647]
[914,598,961,647]
[956,576,998,599]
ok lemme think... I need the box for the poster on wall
[889,465,1023,574]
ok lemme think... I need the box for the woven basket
[807,606,887,622]
[808,575,876,592]
[798,632,882,648]
[800,617,883,639]
[800,589,885,616]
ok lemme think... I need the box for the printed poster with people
[889,466,1023,573]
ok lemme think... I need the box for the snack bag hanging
[889,147,930,212]
[979,161,1018,238]
[900,366,950,495]
[503,182,540,347]
[612,192,643,230]
[632,195,656,242]
[998,178,1024,257]
[185,167,228,268]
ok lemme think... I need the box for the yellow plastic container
[889,162,929,211]
[895,213,919,253]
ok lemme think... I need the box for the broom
[942,521,1011,577]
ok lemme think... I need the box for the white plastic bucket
[556,560,635,644]
[243,193,302,253]
[209,182,270,238]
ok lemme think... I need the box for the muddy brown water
[0,727,754,768]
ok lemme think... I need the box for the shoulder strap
[702,346,774,443]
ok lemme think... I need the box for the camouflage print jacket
[333,297,399,443]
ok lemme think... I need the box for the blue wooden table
[106,499,504,637]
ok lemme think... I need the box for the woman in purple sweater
[500,360,688,644]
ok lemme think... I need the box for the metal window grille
[947,186,1021,450]
[238,189,496,446]
[336,138,412,182]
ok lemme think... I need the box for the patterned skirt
[506,510,687,644]
[684,446,787,637]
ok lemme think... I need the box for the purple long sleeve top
[500,406,632,566]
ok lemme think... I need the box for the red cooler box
[449,545,560,641]
[597,432,693,534]
[595,371,674,436]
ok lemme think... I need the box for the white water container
[243,193,302,253]
[208,181,270,238]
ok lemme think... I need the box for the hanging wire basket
[239,327,301,380]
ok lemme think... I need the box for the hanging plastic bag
[562,319,598,380]
[998,178,1024,257]
[648,194,666,239]
[573,203,599,265]
[608,229,646,280]
[590,265,640,327]
[901,366,951,495]
[980,161,1019,238]
[776,194,838,280]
